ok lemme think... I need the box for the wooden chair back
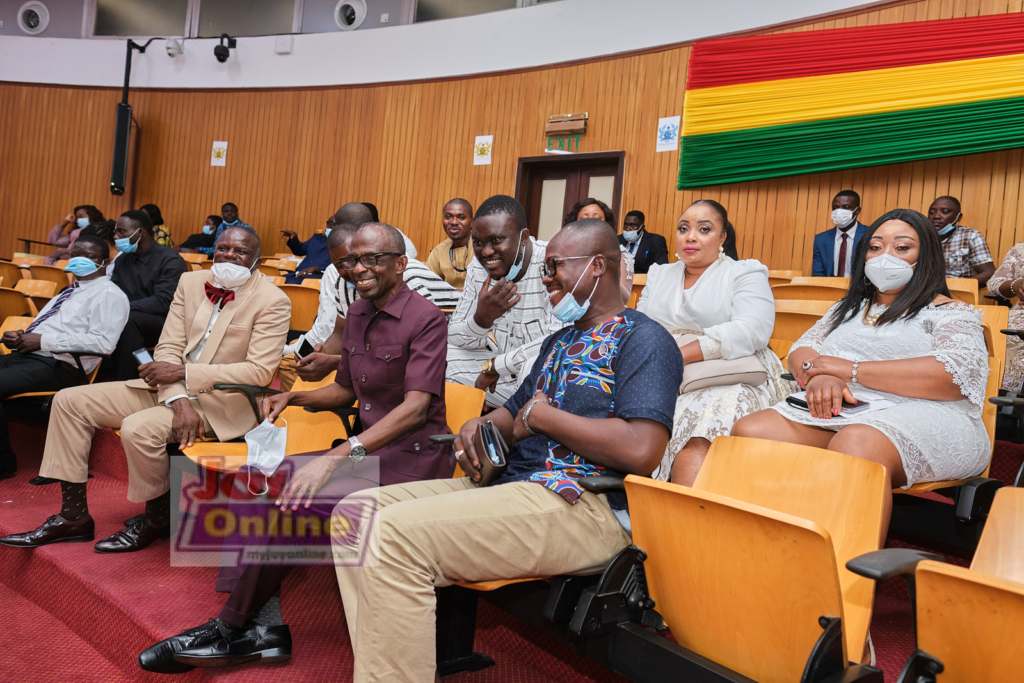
[770,299,834,366]
[278,285,320,332]
[0,316,35,355]
[972,487,1024,582]
[179,253,207,264]
[14,279,58,299]
[626,273,646,309]
[263,258,296,273]
[264,275,286,286]
[947,277,979,305]
[771,284,846,302]
[768,269,802,281]
[300,278,322,290]
[790,276,850,288]
[444,383,485,478]
[975,304,1007,364]
[274,252,294,259]
[200,260,214,270]
[257,264,282,277]
[627,475,847,683]
[11,256,44,267]
[188,263,204,272]
[0,262,23,287]
[693,436,887,663]
[29,264,73,288]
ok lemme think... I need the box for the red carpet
[2,417,1020,683]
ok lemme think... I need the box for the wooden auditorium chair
[300,278,322,290]
[768,269,802,287]
[626,273,646,309]
[179,253,207,264]
[791,276,851,288]
[848,487,1024,682]
[945,278,979,305]
[0,261,24,288]
[262,259,296,275]
[0,286,39,319]
[11,256,44,268]
[771,282,847,302]
[770,299,835,368]
[29,264,73,289]
[264,275,286,286]
[277,284,320,337]
[14,279,59,314]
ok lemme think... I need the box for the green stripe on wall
[677,96,1024,189]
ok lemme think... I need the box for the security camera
[214,33,236,63]
[166,39,183,57]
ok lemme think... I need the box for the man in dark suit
[617,210,668,274]
[812,190,869,277]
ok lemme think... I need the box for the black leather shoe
[174,622,292,668]
[93,517,170,553]
[0,460,15,481]
[138,619,229,674]
[0,515,94,547]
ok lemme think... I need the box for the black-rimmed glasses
[339,252,403,271]
[539,255,595,278]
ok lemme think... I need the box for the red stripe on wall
[687,13,1024,90]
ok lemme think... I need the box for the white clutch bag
[676,334,768,394]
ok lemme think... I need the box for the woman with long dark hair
[734,209,990,534]
[638,199,788,485]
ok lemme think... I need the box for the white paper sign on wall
[211,141,228,166]
[474,135,493,165]
[656,117,680,153]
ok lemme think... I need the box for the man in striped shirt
[447,195,561,407]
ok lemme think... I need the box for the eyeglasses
[339,252,403,271]
[539,255,596,278]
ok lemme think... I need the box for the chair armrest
[986,293,1013,307]
[846,548,944,583]
[211,384,280,423]
[303,405,362,438]
[60,350,110,380]
[1001,328,1024,340]
[955,477,1004,524]
[781,372,795,382]
[578,475,627,494]
[429,434,458,444]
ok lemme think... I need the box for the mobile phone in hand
[132,347,155,365]
[295,339,316,359]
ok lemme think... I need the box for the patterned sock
[254,596,283,627]
[59,481,89,521]
[144,491,170,526]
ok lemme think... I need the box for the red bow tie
[205,282,236,306]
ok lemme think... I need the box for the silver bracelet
[522,397,548,436]
[850,360,861,384]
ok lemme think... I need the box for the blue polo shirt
[199,219,254,256]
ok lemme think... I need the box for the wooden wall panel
[3,0,1024,277]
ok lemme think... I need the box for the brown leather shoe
[94,517,170,554]
[0,514,95,547]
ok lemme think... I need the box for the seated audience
[447,195,561,407]
[638,199,788,485]
[45,204,104,264]
[426,198,474,289]
[332,219,681,681]
[110,210,189,381]
[198,203,253,256]
[565,198,634,301]
[0,236,129,480]
[0,228,290,552]
[179,215,221,254]
[734,209,991,535]
[618,210,668,274]
[282,203,373,283]
[79,221,119,276]
[812,189,869,277]
[138,222,453,673]
[140,204,174,249]
[929,195,994,286]
[987,243,1024,390]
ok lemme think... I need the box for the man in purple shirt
[138,222,453,674]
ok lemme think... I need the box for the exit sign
[546,135,582,153]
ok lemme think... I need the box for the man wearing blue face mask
[110,210,189,381]
[928,195,995,286]
[812,190,869,277]
[617,210,668,274]
[0,236,129,480]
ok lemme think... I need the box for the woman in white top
[638,200,789,484]
[734,209,990,535]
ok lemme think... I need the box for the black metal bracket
[954,477,1003,523]
[567,545,658,642]
[896,648,943,683]
[304,405,362,438]
[211,383,280,423]
[801,616,845,683]
[434,586,495,676]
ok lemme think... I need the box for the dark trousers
[214,457,381,627]
[112,311,166,381]
[0,352,81,460]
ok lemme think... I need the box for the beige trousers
[332,478,632,683]
[277,354,298,392]
[39,382,211,503]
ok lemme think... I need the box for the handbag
[676,334,768,394]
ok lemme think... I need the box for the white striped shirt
[282,265,358,355]
[403,257,461,313]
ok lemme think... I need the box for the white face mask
[622,227,641,243]
[211,260,257,289]
[831,208,857,229]
[864,253,915,292]
[244,418,289,495]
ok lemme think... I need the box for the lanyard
[449,244,469,273]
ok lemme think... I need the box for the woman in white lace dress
[986,242,1024,390]
[734,209,990,533]
[638,200,789,485]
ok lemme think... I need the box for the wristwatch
[348,436,367,462]
[482,358,499,376]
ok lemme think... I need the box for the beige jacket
[126,270,291,441]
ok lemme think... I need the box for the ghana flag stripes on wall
[678,13,1024,189]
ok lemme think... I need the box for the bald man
[281,203,373,283]
[1,228,291,555]
[332,219,683,682]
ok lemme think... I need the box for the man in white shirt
[0,236,129,480]
[446,195,561,407]
[0,228,289,554]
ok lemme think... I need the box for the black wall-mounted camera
[215,34,236,63]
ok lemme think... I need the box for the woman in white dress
[734,209,990,534]
[638,200,790,485]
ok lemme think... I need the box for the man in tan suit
[0,228,290,553]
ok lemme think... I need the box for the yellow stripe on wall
[682,52,1024,136]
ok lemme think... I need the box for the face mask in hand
[244,418,289,495]
[115,227,142,254]
[831,208,856,229]
[76,217,91,229]
[211,260,257,289]
[64,256,101,277]
[864,253,916,292]
[550,257,598,323]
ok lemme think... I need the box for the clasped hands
[1,330,41,353]
[792,354,858,420]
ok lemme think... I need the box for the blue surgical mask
[345,280,357,290]
[622,229,640,243]
[550,257,598,324]
[76,217,90,229]
[937,212,961,236]
[505,231,526,281]
[325,228,332,238]
[115,227,142,254]
[64,256,102,277]
[202,225,213,235]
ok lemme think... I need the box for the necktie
[204,282,235,306]
[26,282,80,332]
[837,232,849,277]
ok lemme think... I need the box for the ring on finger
[454,449,465,458]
